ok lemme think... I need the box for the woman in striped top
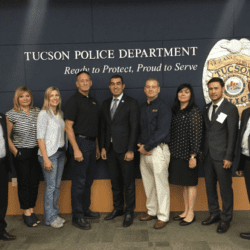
[6,86,41,227]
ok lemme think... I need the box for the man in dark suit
[201,77,239,233]
[100,75,139,227]
[235,105,250,239]
[0,113,16,241]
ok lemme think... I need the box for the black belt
[57,147,64,151]
[76,134,96,141]
[0,156,6,163]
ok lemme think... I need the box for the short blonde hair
[42,86,62,117]
[13,86,33,112]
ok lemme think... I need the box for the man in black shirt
[65,71,100,230]
[138,78,171,229]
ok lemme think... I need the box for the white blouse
[37,109,65,157]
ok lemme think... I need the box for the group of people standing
[0,72,249,242]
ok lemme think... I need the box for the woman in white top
[6,86,41,228]
[37,87,66,228]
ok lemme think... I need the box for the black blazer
[235,107,250,171]
[202,98,239,162]
[100,94,139,154]
[0,112,12,173]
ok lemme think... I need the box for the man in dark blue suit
[100,75,139,227]
[201,77,239,234]
[0,113,16,241]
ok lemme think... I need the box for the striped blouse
[6,107,40,148]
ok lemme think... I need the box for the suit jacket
[0,112,12,173]
[100,94,139,154]
[235,107,250,171]
[202,98,239,162]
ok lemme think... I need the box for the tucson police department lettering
[24,47,198,61]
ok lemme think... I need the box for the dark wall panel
[162,39,219,87]
[93,0,234,43]
[234,1,250,37]
[0,0,92,45]
[0,46,25,92]
[33,0,92,44]
[0,92,16,114]
[0,1,28,45]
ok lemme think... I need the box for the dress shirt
[241,117,250,156]
[37,110,65,157]
[139,97,171,152]
[0,124,6,158]
[208,97,224,121]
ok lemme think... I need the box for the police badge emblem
[202,38,250,117]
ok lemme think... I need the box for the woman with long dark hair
[169,83,203,226]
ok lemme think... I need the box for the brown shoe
[153,220,168,229]
[139,214,157,221]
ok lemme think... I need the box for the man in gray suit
[201,77,239,233]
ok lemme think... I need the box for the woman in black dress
[169,84,203,226]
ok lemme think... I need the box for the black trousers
[239,154,250,203]
[70,137,96,219]
[107,144,135,212]
[0,158,8,235]
[13,147,41,210]
[204,152,233,222]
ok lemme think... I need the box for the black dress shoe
[0,232,16,241]
[240,232,250,240]
[179,216,196,226]
[201,215,220,225]
[123,213,133,227]
[173,214,185,221]
[217,220,230,234]
[104,209,124,221]
[72,217,91,230]
[84,210,100,219]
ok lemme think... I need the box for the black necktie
[211,105,217,121]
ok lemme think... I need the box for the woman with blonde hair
[6,86,41,227]
[37,86,66,228]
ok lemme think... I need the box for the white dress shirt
[241,117,250,156]
[208,97,224,121]
[0,124,6,158]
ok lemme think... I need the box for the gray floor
[1,211,250,250]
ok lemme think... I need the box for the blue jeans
[38,150,65,225]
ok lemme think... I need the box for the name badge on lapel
[92,102,96,105]
[216,112,227,124]
[152,109,158,112]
